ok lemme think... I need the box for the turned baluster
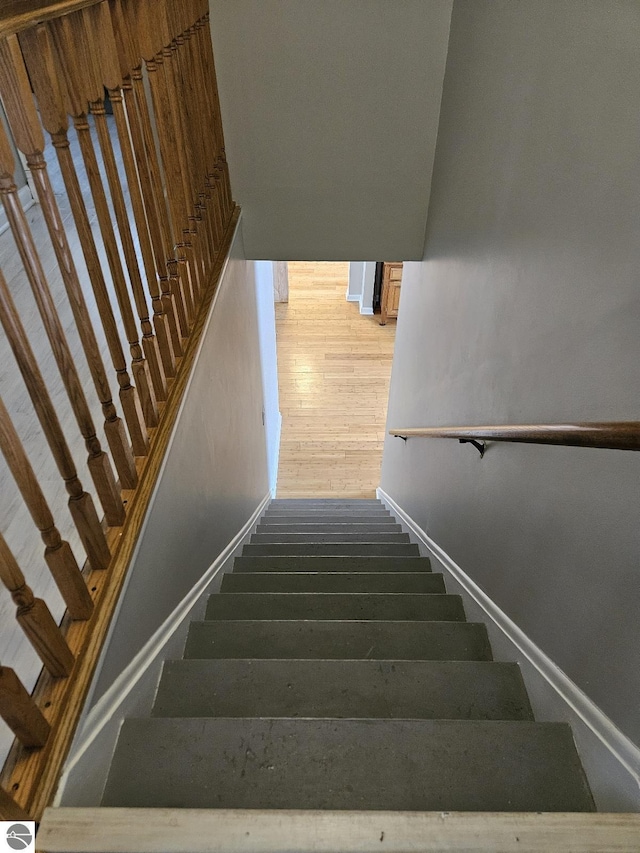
[0,395,92,620]
[109,0,180,370]
[0,783,30,820]
[47,14,158,430]
[0,535,75,678]
[73,8,167,405]
[87,2,176,384]
[159,16,206,314]
[169,10,215,282]
[131,0,198,332]
[196,7,232,219]
[0,267,110,570]
[0,37,135,507]
[0,114,124,531]
[0,665,50,748]
[19,24,147,468]
[120,0,190,345]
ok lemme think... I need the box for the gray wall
[381,0,640,759]
[89,221,270,702]
[208,0,452,261]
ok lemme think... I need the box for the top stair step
[261,514,396,524]
[270,500,384,507]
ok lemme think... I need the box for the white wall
[88,221,271,702]
[254,261,281,493]
[348,261,376,315]
[381,0,640,809]
[208,0,452,261]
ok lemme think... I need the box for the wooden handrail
[0,1,101,39]
[389,422,640,451]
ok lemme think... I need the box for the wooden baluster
[0,107,125,530]
[0,783,30,820]
[0,267,111,570]
[0,37,135,507]
[119,0,190,346]
[194,11,232,227]
[131,0,198,334]
[0,395,92,620]
[196,6,232,220]
[0,535,75,678]
[19,24,147,468]
[158,4,206,315]
[74,8,167,406]
[87,2,176,384]
[169,8,216,282]
[47,14,159,431]
[0,665,50,748]
[109,0,180,371]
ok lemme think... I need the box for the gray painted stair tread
[205,592,465,621]
[103,718,594,812]
[221,572,446,593]
[232,556,432,572]
[185,620,492,660]
[260,515,396,525]
[243,543,420,557]
[153,659,534,721]
[256,522,402,533]
[251,532,410,543]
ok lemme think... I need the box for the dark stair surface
[103,498,595,812]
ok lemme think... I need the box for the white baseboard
[57,490,271,794]
[377,487,640,797]
[346,293,361,302]
[270,411,282,496]
[359,305,374,316]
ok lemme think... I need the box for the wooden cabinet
[380,262,402,324]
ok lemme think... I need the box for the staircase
[101,498,594,812]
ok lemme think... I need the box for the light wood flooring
[275,262,395,498]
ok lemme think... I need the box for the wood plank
[38,808,640,853]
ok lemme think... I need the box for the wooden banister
[0,0,238,820]
[389,422,640,451]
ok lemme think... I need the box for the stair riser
[184,620,493,661]
[256,523,402,533]
[104,718,595,812]
[251,533,410,544]
[243,544,420,557]
[205,593,465,621]
[232,556,431,572]
[153,660,534,721]
[221,573,446,593]
[270,500,383,507]
[261,515,395,524]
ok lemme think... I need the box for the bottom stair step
[152,659,534,720]
[102,718,595,812]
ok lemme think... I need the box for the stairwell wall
[87,219,272,704]
[380,0,640,796]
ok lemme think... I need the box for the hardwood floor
[275,262,395,498]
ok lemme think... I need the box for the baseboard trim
[346,292,361,302]
[377,487,640,788]
[270,412,282,496]
[359,305,374,316]
[58,490,271,783]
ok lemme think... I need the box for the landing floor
[275,262,395,498]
